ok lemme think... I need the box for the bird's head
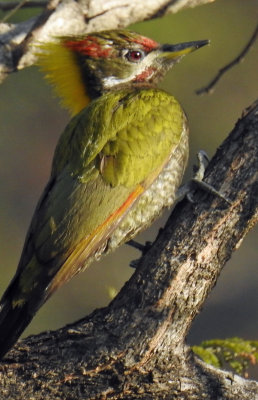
[37,30,208,115]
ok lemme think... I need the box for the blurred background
[0,0,257,376]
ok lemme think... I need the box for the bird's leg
[127,240,146,252]
[177,150,231,204]
[126,239,154,268]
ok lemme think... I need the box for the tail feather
[0,279,34,359]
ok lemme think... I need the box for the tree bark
[0,0,215,82]
[0,96,257,398]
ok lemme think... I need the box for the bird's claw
[127,240,152,268]
[191,150,232,204]
[177,150,232,205]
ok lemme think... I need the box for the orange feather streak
[47,185,144,296]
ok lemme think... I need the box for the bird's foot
[126,239,153,268]
[177,150,231,205]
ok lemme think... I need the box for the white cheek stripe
[102,51,158,88]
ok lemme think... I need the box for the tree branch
[0,99,257,399]
[196,23,258,95]
[0,0,215,82]
[0,1,47,12]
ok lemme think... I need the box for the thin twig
[0,0,46,19]
[2,0,26,22]
[0,0,46,11]
[196,24,258,95]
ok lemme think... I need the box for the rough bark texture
[0,98,257,398]
[0,0,215,82]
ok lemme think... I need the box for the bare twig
[0,0,45,22]
[0,0,46,12]
[196,23,258,95]
[1,0,26,22]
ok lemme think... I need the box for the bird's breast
[106,119,189,251]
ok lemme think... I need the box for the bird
[0,29,208,359]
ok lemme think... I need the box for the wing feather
[13,88,184,307]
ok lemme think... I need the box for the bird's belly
[106,123,189,252]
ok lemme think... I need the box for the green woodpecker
[0,30,208,358]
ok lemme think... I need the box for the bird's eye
[126,50,145,62]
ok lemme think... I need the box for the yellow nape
[35,41,90,116]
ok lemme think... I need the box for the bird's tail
[0,277,35,360]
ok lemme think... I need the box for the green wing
[52,88,183,186]
[13,88,184,304]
